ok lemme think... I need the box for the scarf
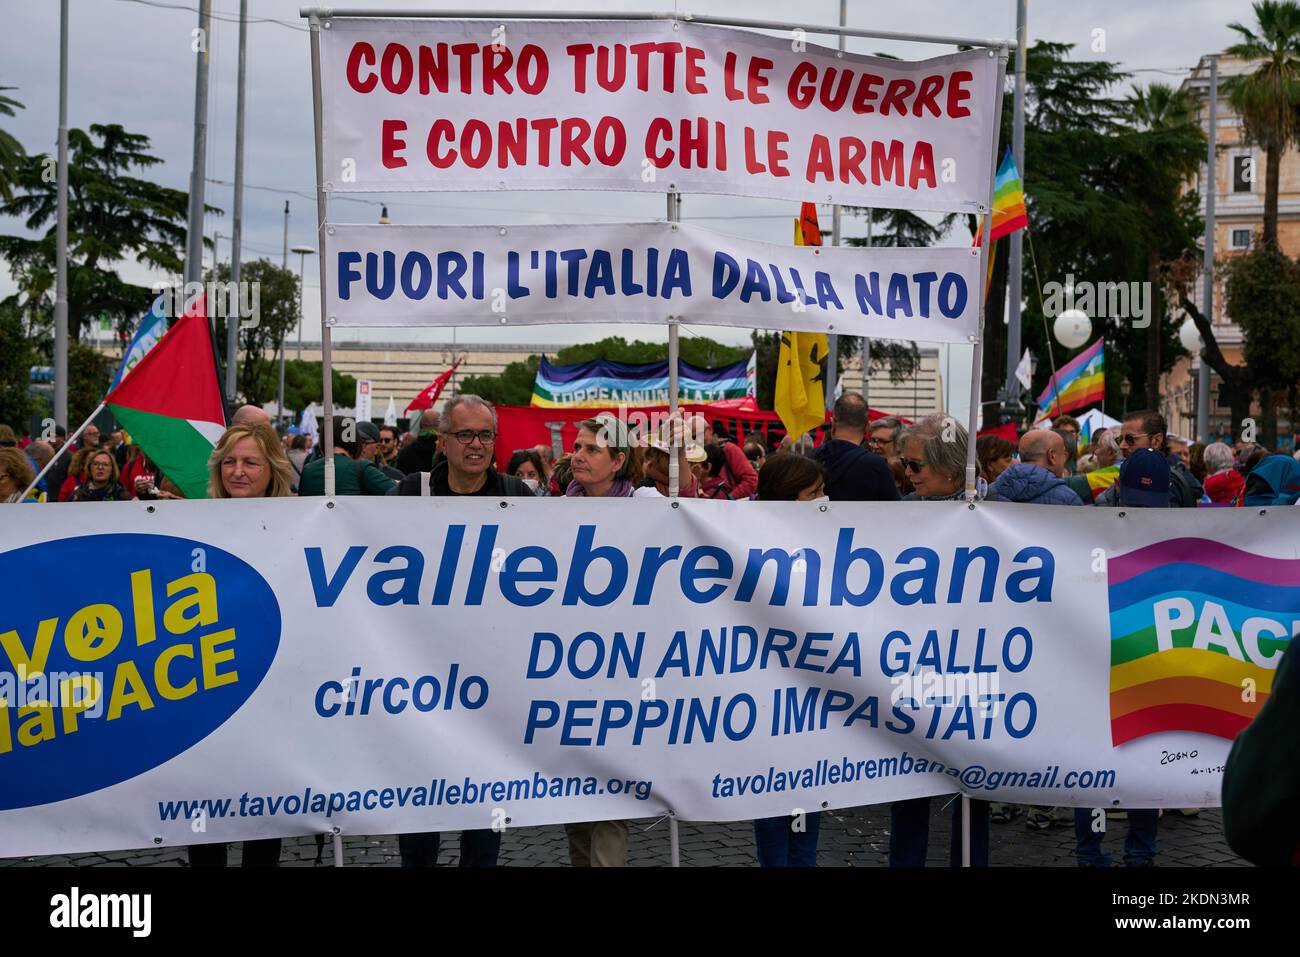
[565,477,634,498]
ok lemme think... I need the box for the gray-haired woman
[897,415,999,503]
[892,415,994,866]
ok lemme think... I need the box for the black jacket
[395,459,533,497]
[809,439,900,502]
[395,434,439,475]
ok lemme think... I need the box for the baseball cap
[355,421,382,444]
[1118,448,1169,507]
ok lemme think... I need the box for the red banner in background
[976,422,1019,442]
[493,402,904,472]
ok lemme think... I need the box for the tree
[207,259,299,405]
[280,361,356,416]
[0,299,38,428]
[1224,244,1300,443]
[67,340,109,430]
[0,123,209,340]
[1225,0,1300,247]
[460,355,540,406]
[0,85,25,203]
[1122,82,1207,410]
[1001,44,1203,420]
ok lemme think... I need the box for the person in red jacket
[1202,441,1245,505]
[689,415,758,499]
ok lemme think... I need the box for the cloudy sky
[0,0,1259,414]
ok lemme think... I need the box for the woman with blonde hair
[0,448,38,503]
[190,423,293,869]
[207,424,294,499]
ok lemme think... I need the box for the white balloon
[1053,309,1092,349]
[1179,317,1203,353]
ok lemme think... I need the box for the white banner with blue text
[323,222,983,342]
[0,499,1294,856]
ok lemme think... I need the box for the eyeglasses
[449,429,496,446]
[1119,432,1149,446]
[901,457,928,473]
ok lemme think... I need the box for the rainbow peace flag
[1036,338,1105,419]
[973,148,1028,247]
[1108,538,1298,746]
[1082,464,1120,501]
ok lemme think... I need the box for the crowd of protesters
[3,394,1298,870]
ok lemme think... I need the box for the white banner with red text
[317,18,999,212]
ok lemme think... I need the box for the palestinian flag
[105,294,225,499]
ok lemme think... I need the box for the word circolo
[305,525,1055,609]
[0,534,279,810]
[335,247,969,320]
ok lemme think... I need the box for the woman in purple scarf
[565,415,636,499]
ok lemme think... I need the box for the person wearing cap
[1096,410,1201,507]
[809,392,899,502]
[690,416,758,500]
[639,428,702,498]
[356,420,404,482]
[297,416,396,496]
[1073,448,1164,867]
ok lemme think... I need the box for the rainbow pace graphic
[1,501,1295,857]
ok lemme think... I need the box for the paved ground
[2,802,1244,867]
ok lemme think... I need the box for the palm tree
[1122,82,1206,410]
[0,85,25,203]
[1225,0,1300,247]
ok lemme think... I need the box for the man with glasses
[1096,410,1201,507]
[395,395,532,498]
[298,417,396,496]
[394,395,530,866]
[866,416,903,461]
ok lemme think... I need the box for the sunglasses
[901,458,927,473]
[1119,432,1149,446]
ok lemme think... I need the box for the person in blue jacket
[990,430,1084,506]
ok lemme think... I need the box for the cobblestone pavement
[2,803,1244,867]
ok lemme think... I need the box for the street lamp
[1120,377,1132,418]
[292,245,316,361]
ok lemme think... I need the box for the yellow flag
[774,330,829,440]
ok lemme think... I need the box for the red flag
[405,358,463,413]
[798,202,823,247]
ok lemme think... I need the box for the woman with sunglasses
[892,416,996,867]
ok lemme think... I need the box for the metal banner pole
[226,0,248,404]
[667,191,681,501]
[962,45,1008,868]
[964,48,1009,502]
[308,13,335,494]
[1003,0,1027,408]
[824,0,846,411]
[300,8,1010,49]
[1198,56,1217,443]
[666,188,683,867]
[54,0,70,433]
[18,402,105,503]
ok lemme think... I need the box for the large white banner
[318,18,999,212]
[2,500,1295,857]
[323,222,982,342]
